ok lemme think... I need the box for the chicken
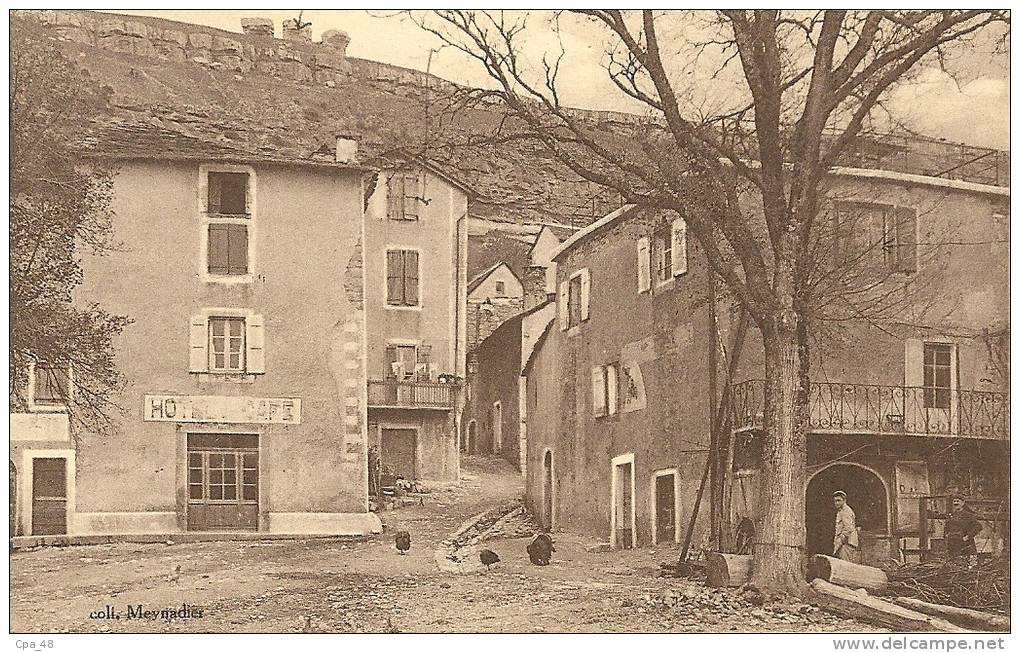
[479,548,500,569]
[394,530,411,554]
[166,564,181,585]
[526,532,555,566]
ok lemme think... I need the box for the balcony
[730,380,1009,441]
[367,379,459,410]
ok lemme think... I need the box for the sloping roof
[467,261,520,294]
[550,204,639,263]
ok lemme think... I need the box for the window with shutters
[386,249,421,307]
[385,343,418,380]
[561,268,590,330]
[202,166,255,281]
[923,342,953,409]
[387,171,425,221]
[568,275,583,328]
[190,311,265,375]
[830,201,916,274]
[28,362,72,411]
[209,317,246,372]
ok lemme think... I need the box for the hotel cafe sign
[144,395,301,424]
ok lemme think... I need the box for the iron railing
[730,380,1008,440]
[367,379,459,409]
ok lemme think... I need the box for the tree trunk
[750,317,809,592]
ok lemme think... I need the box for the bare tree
[410,10,1008,591]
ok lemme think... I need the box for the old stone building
[524,159,1010,562]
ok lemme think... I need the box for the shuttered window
[207,224,248,275]
[33,365,70,406]
[671,218,688,277]
[637,237,651,293]
[923,343,953,410]
[593,363,620,418]
[386,250,420,306]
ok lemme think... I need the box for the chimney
[240,17,274,37]
[335,135,358,164]
[321,29,351,56]
[282,18,312,43]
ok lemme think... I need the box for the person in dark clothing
[945,496,983,558]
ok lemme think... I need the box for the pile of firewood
[880,558,1009,613]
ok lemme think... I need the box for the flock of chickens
[394,530,556,569]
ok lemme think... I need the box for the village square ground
[10,456,877,634]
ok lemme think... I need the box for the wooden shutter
[207,173,222,214]
[579,268,591,322]
[208,225,229,274]
[558,281,569,330]
[637,237,651,292]
[606,364,619,415]
[592,365,607,417]
[227,224,248,275]
[385,344,398,379]
[671,218,688,276]
[386,250,403,305]
[404,251,420,305]
[189,316,208,372]
[246,314,265,374]
[904,339,924,388]
[896,208,917,273]
[387,173,402,220]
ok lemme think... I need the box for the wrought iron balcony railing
[730,380,1009,440]
[367,379,459,410]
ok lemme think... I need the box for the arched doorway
[806,463,889,557]
[542,450,554,529]
[466,420,477,454]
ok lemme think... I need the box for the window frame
[653,226,673,285]
[200,164,256,284]
[593,363,620,418]
[384,247,423,309]
[922,342,953,410]
[208,316,247,373]
[27,362,73,413]
[567,275,583,328]
[189,308,264,377]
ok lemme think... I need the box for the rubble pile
[879,558,1010,613]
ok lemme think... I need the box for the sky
[110,10,1010,150]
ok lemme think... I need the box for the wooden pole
[708,269,720,548]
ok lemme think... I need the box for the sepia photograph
[7,7,1012,645]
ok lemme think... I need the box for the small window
[33,364,70,406]
[207,223,248,275]
[593,363,620,417]
[209,317,246,372]
[386,344,418,380]
[386,249,420,307]
[208,172,249,216]
[388,172,424,221]
[653,226,672,283]
[495,281,506,296]
[923,343,953,409]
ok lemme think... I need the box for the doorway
[381,428,417,480]
[611,453,636,549]
[31,458,67,536]
[187,433,259,531]
[806,463,889,556]
[466,420,477,454]
[542,450,554,529]
[492,401,502,452]
[653,470,678,545]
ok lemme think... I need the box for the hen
[394,530,411,555]
[479,548,500,569]
[526,532,555,566]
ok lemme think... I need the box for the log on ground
[705,552,751,587]
[808,554,888,591]
[893,597,1009,632]
[810,579,969,633]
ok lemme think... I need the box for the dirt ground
[10,455,878,633]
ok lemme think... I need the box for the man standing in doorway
[833,490,860,562]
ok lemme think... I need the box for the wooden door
[381,428,417,480]
[187,433,258,531]
[656,474,676,543]
[31,458,67,536]
[615,462,634,549]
